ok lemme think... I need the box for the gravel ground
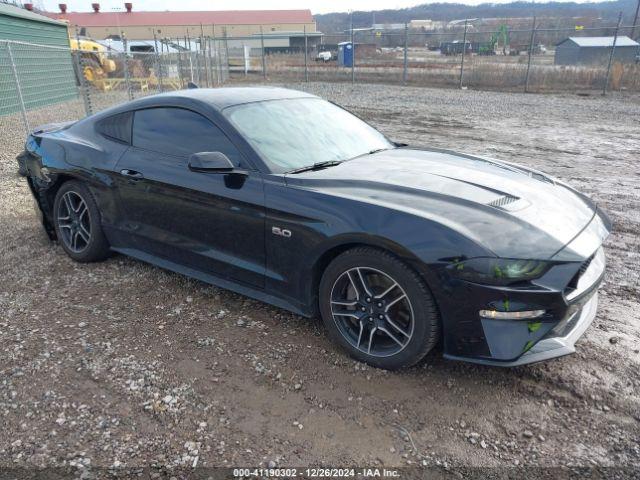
[1,83,639,476]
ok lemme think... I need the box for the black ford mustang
[18,87,611,369]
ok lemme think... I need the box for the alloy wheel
[57,191,92,253]
[330,267,415,357]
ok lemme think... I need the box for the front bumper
[431,206,609,367]
[444,292,598,366]
[437,244,607,367]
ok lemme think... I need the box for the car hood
[285,148,600,259]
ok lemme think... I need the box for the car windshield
[224,98,393,173]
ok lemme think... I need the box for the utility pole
[603,12,623,95]
[524,16,537,93]
[631,0,640,40]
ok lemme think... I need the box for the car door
[113,106,265,288]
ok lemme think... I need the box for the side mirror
[188,152,234,173]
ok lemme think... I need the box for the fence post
[260,26,267,79]
[212,25,220,85]
[260,25,267,79]
[403,22,408,85]
[632,1,640,89]
[524,16,536,93]
[74,27,93,116]
[197,34,204,87]
[218,38,224,84]
[186,35,194,83]
[213,25,223,84]
[200,25,209,88]
[631,0,640,40]
[153,32,164,92]
[204,35,210,87]
[304,25,309,83]
[121,34,134,100]
[187,31,196,85]
[6,41,30,133]
[603,12,622,96]
[194,37,202,86]
[350,12,355,84]
[224,29,230,81]
[176,38,185,89]
[208,38,213,87]
[459,19,468,89]
[207,36,215,87]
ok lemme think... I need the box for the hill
[315,0,639,33]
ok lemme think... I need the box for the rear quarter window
[96,112,132,144]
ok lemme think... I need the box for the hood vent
[487,194,530,212]
[488,195,519,208]
[530,172,555,184]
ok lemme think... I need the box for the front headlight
[447,257,551,286]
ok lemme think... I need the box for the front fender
[299,211,494,317]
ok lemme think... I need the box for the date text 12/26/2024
[233,468,401,478]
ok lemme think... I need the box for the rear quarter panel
[26,122,129,232]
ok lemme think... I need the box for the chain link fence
[0,36,229,136]
[247,23,639,92]
[0,40,84,134]
[1,21,639,135]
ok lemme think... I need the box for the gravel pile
[1,83,639,475]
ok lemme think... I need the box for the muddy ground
[1,83,639,476]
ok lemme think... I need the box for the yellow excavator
[69,36,117,90]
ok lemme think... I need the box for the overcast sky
[39,0,614,15]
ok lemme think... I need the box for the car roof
[122,86,318,112]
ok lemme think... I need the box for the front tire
[319,247,440,370]
[53,181,110,262]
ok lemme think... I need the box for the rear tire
[319,247,440,370]
[53,181,111,262]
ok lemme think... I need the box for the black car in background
[18,87,610,369]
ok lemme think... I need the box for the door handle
[120,169,144,179]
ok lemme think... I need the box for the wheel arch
[44,174,79,211]
[45,173,112,262]
[307,234,440,317]
[31,173,80,240]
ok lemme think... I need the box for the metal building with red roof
[43,4,317,41]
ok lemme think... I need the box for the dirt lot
[1,83,639,475]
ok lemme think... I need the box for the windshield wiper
[367,148,388,155]
[345,147,393,162]
[286,160,343,174]
[286,148,392,174]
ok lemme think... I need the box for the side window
[96,112,132,144]
[132,107,244,166]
